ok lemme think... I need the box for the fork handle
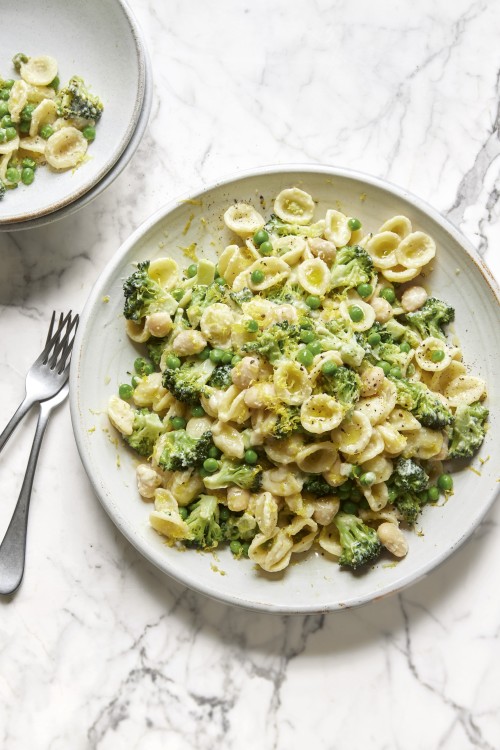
[0,395,37,455]
[0,402,51,595]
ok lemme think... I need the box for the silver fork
[0,311,79,454]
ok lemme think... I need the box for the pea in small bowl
[0,0,147,227]
[70,165,500,614]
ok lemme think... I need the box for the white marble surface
[1,0,500,747]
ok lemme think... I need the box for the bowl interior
[0,0,145,224]
[71,167,500,613]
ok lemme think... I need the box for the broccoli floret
[184,495,223,549]
[146,338,167,368]
[384,318,421,348]
[448,401,488,458]
[303,475,334,496]
[394,492,423,526]
[270,404,302,439]
[0,180,5,201]
[363,321,394,344]
[391,376,453,429]
[334,512,382,569]
[392,457,429,493]
[125,409,164,458]
[330,245,374,291]
[221,511,258,542]
[12,53,29,72]
[376,341,410,371]
[156,429,212,472]
[56,75,103,122]
[405,297,455,341]
[229,287,254,306]
[207,364,234,390]
[264,213,325,238]
[123,261,170,322]
[242,320,301,363]
[265,282,307,307]
[316,320,366,368]
[162,359,215,404]
[187,282,230,325]
[203,459,263,492]
[316,365,361,408]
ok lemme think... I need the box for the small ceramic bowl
[70,166,500,614]
[0,0,147,227]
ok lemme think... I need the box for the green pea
[1,114,13,128]
[348,305,364,323]
[166,354,181,369]
[3,80,14,90]
[186,263,198,278]
[296,348,314,367]
[0,90,10,101]
[82,126,96,141]
[251,269,265,284]
[321,361,337,376]
[241,542,250,558]
[299,329,315,345]
[178,506,188,521]
[219,505,230,521]
[300,320,313,329]
[231,355,242,365]
[259,241,273,256]
[170,416,186,430]
[428,486,440,502]
[419,490,429,504]
[305,295,321,310]
[389,366,402,379]
[357,283,373,298]
[342,501,358,515]
[198,467,209,478]
[209,348,224,363]
[380,287,396,304]
[431,349,445,362]
[246,319,259,333]
[5,127,17,141]
[21,167,35,185]
[359,471,376,486]
[198,347,211,361]
[40,124,54,139]
[20,104,35,122]
[171,288,184,301]
[221,350,233,364]
[215,276,226,286]
[191,405,205,418]
[19,121,30,134]
[0,129,5,143]
[306,340,322,356]
[244,449,258,465]
[5,167,20,183]
[134,357,148,374]
[377,360,391,376]
[208,445,222,459]
[203,458,219,473]
[400,341,411,353]
[131,375,142,388]
[0,102,9,118]
[338,484,351,499]
[348,217,362,231]
[437,473,453,492]
[230,540,243,556]
[367,332,382,347]
[119,383,134,400]
[253,229,269,246]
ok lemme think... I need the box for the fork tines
[41,311,80,373]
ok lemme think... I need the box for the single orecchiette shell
[285,515,318,553]
[404,427,444,459]
[273,361,312,405]
[150,489,191,540]
[332,410,372,455]
[362,481,389,512]
[262,467,303,496]
[200,303,233,347]
[248,529,293,572]
[377,522,408,557]
[224,202,265,238]
[125,318,150,343]
[169,469,204,506]
[348,427,385,464]
[29,98,58,137]
[185,416,213,439]
[45,127,88,169]
[107,395,135,436]
[264,435,304,465]
[245,257,290,292]
[274,187,315,225]
[378,215,412,239]
[444,375,486,407]
[324,209,351,246]
[148,257,179,290]
[370,296,393,324]
[387,408,421,432]
[295,441,337,474]
[297,258,330,296]
[415,337,451,372]
[300,395,344,433]
[273,235,307,265]
[377,422,407,454]
[396,231,436,269]
[243,382,276,409]
[217,385,250,423]
[0,135,20,155]
[381,264,420,283]
[340,299,376,332]
[361,455,393,484]
[271,304,299,325]
[318,523,342,557]
[211,420,245,459]
[20,55,58,86]
[7,80,29,123]
[401,285,428,312]
[251,491,279,536]
[16,135,46,154]
[366,231,400,269]
[360,366,385,398]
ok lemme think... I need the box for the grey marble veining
[1,1,500,748]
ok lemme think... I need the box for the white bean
[401,286,428,312]
[360,366,385,397]
[172,330,207,356]
[146,312,173,338]
[371,297,393,323]
[312,498,340,526]
[227,486,250,512]
[307,238,337,264]
[243,382,276,409]
[377,522,408,558]
[231,357,261,389]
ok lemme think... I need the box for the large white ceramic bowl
[70,166,500,613]
[0,0,147,227]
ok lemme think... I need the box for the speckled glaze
[70,165,500,614]
[0,0,148,227]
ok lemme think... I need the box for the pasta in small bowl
[71,166,500,613]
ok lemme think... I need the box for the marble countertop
[2,1,500,747]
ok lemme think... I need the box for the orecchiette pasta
[224,203,265,238]
[274,187,315,225]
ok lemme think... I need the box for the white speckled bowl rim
[70,165,500,614]
[0,0,147,226]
